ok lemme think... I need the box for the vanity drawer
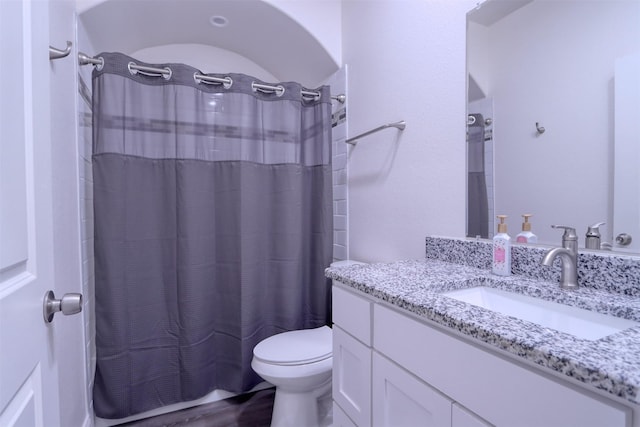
[333,284,372,345]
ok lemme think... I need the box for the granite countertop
[326,259,640,406]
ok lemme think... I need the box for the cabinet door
[333,326,371,427]
[333,401,358,427]
[372,352,452,427]
[452,403,493,427]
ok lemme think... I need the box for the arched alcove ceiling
[79,0,340,86]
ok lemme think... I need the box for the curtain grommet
[128,61,172,80]
[194,73,233,89]
[252,82,285,97]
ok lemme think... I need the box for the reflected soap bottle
[492,215,511,276]
[516,214,538,244]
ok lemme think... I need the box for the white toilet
[251,325,333,427]
[251,260,365,427]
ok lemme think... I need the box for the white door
[0,0,61,425]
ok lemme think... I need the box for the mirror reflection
[466,0,640,253]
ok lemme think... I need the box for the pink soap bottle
[492,215,511,276]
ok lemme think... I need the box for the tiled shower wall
[329,66,349,262]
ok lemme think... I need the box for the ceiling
[78,0,340,85]
[467,0,533,26]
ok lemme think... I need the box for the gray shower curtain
[92,52,333,419]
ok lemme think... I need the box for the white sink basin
[443,286,639,340]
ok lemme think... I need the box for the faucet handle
[551,225,578,241]
[586,222,605,236]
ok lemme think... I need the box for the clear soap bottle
[516,214,538,244]
[492,215,511,276]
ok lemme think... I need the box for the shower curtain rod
[78,52,346,103]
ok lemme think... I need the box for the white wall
[343,0,474,262]
[265,0,342,69]
[467,21,491,98]
[480,1,640,245]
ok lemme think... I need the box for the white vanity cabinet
[332,282,632,427]
[332,284,491,427]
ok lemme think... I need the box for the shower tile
[334,215,347,231]
[333,184,347,201]
[333,153,347,171]
[334,230,347,246]
[335,200,347,215]
[334,244,347,261]
[333,122,347,141]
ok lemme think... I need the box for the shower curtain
[91,52,333,419]
[467,113,489,238]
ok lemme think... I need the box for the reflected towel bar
[345,120,406,145]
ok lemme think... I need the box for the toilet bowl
[251,326,333,427]
[251,260,365,427]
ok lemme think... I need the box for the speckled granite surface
[425,236,640,296]
[326,237,640,405]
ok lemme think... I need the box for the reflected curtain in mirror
[467,113,489,239]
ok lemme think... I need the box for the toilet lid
[253,326,332,366]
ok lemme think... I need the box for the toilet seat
[253,326,332,366]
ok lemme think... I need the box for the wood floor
[116,388,275,427]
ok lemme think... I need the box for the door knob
[43,290,83,323]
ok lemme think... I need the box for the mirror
[466,0,640,253]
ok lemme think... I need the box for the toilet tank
[330,260,365,268]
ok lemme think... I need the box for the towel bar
[346,120,406,145]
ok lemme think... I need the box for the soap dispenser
[492,215,511,276]
[516,214,538,244]
[585,222,605,249]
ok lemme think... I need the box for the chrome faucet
[541,225,578,289]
